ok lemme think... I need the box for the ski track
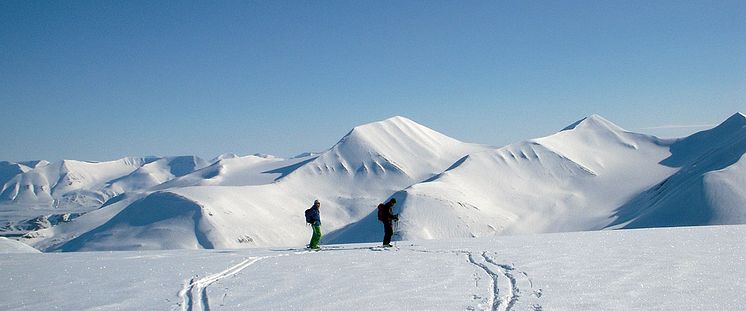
[178,256,266,311]
[466,251,501,311]
[482,252,517,311]
[408,248,514,311]
[175,247,371,311]
[480,251,543,311]
[175,246,541,311]
[176,251,309,311]
[416,248,541,311]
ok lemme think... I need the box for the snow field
[2,224,743,310]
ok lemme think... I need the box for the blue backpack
[305,208,314,224]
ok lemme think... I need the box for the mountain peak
[351,116,419,132]
[699,112,746,137]
[661,112,746,167]
[384,115,415,123]
[345,116,443,146]
[723,112,746,126]
[294,115,485,181]
[562,114,625,133]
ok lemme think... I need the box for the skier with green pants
[305,199,322,249]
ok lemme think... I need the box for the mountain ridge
[1,113,743,251]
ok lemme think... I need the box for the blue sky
[1,1,744,162]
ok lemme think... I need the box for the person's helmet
[314,199,320,205]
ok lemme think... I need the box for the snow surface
[1,225,744,310]
[0,237,39,253]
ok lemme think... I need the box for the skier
[305,199,322,249]
[377,198,398,247]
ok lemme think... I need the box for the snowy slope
[0,156,210,238]
[0,156,211,209]
[610,112,746,228]
[364,114,744,242]
[152,153,315,189]
[1,225,744,310]
[1,157,154,208]
[338,115,678,241]
[21,192,149,251]
[6,114,746,252]
[0,161,31,190]
[0,237,40,253]
[35,116,491,251]
[103,156,209,195]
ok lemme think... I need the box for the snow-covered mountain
[152,153,309,189]
[370,115,675,241]
[2,114,745,252]
[0,156,208,209]
[381,114,745,242]
[0,156,210,235]
[609,112,746,228]
[25,116,491,251]
[0,161,32,189]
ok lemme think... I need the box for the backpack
[377,204,386,221]
[305,208,314,224]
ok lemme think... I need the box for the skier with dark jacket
[306,199,322,249]
[377,198,398,247]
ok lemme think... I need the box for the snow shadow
[53,192,214,251]
[261,157,316,180]
[609,113,745,228]
[324,194,404,245]
[167,156,203,177]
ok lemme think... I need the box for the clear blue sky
[1,1,744,162]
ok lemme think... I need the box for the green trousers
[309,225,322,248]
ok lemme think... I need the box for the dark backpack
[377,204,386,221]
[305,208,314,224]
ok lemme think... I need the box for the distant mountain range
[2,113,744,252]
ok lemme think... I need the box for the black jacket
[377,201,397,223]
[307,206,320,226]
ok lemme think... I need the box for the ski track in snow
[450,250,541,311]
[466,251,500,311]
[409,247,542,311]
[176,251,308,311]
[482,252,517,311]
[174,246,542,311]
[480,251,542,311]
[177,256,266,311]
